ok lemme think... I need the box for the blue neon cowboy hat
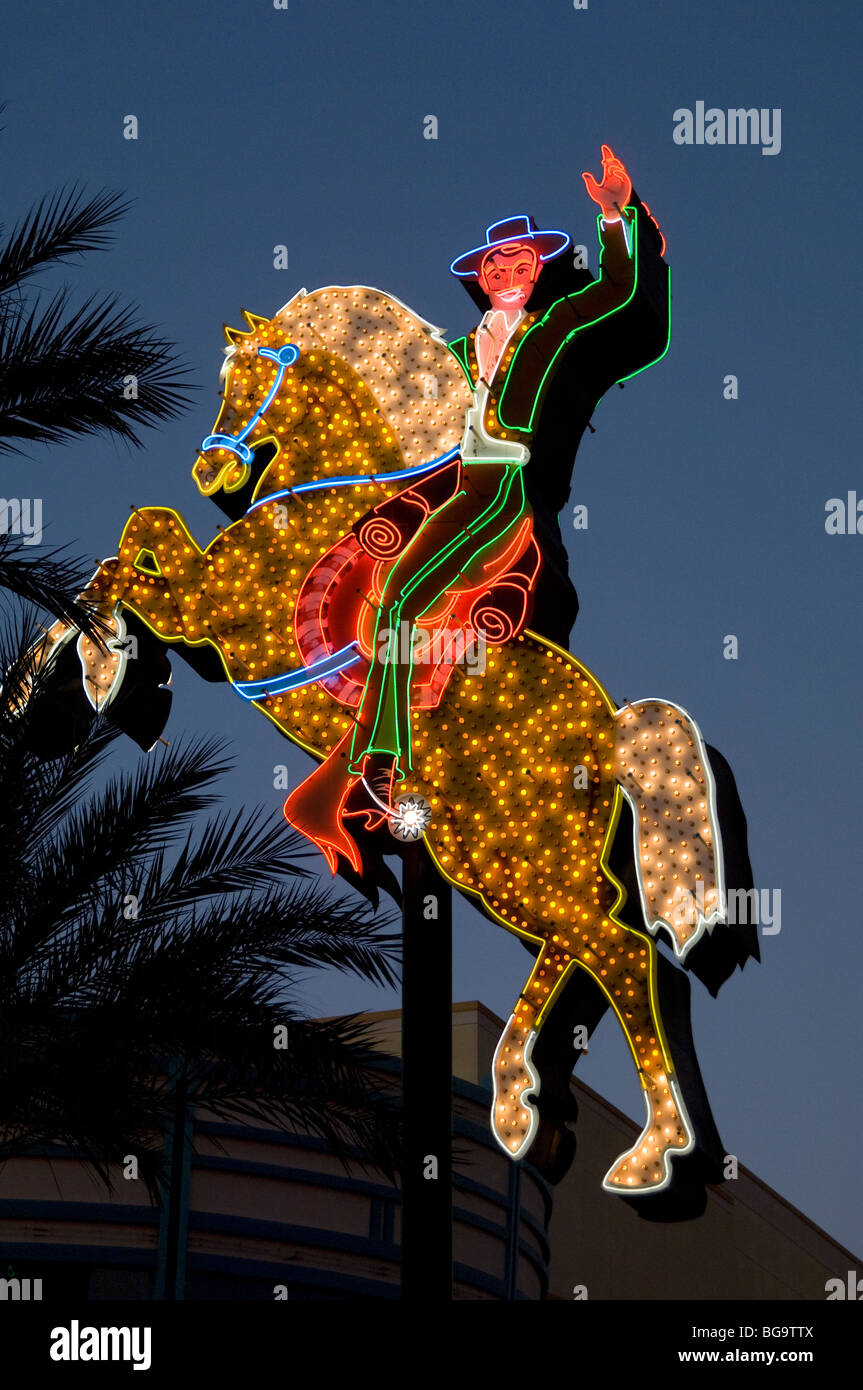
[450,215,571,279]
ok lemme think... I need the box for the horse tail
[613,699,726,960]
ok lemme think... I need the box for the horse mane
[270,285,471,469]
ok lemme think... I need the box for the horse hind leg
[615,699,726,960]
[589,918,696,1192]
[492,892,696,1191]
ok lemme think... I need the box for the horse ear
[242,311,269,334]
[223,323,246,345]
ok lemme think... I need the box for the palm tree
[0,179,192,456]
[0,125,401,1205]
[0,695,402,1194]
[0,535,106,636]
[0,107,193,622]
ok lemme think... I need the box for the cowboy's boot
[344,753,399,833]
[283,728,367,876]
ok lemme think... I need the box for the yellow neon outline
[132,547,162,576]
[193,456,244,497]
[222,460,251,494]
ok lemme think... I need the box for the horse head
[192,288,472,509]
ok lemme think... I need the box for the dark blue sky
[3,0,861,1257]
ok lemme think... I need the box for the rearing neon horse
[15,274,749,1198]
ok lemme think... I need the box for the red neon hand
[581,143,633,222]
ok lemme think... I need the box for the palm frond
[0,1012,402,1194]
[0,186,129,296]
[0,286,196,452]
[0,535,108,632]
[7,735,233,958]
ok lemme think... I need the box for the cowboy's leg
[349,483,477,775]
[351,464,526,777]
[349,480,482,774]
[286,469,524,871]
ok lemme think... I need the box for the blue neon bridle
[199,342,301,465]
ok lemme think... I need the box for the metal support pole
[400,840,452,1300]
[154,1064,193,1301]
[504,1158,522,1300]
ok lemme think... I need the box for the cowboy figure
[285,144,669,872]
[342,146,654,812]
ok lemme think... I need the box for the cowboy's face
[478,242,541,310]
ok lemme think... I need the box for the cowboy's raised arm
[496,146,668,430]
[540,146,655,334]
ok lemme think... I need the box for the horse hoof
[602,1125,693,1193]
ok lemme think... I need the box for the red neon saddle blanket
[294,459,540,709]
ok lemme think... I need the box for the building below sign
[0,1003,854,1301]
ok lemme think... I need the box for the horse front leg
[10,509,198,749]
[8,559,126,726]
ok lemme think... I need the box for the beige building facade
[0,1001,856,1301]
